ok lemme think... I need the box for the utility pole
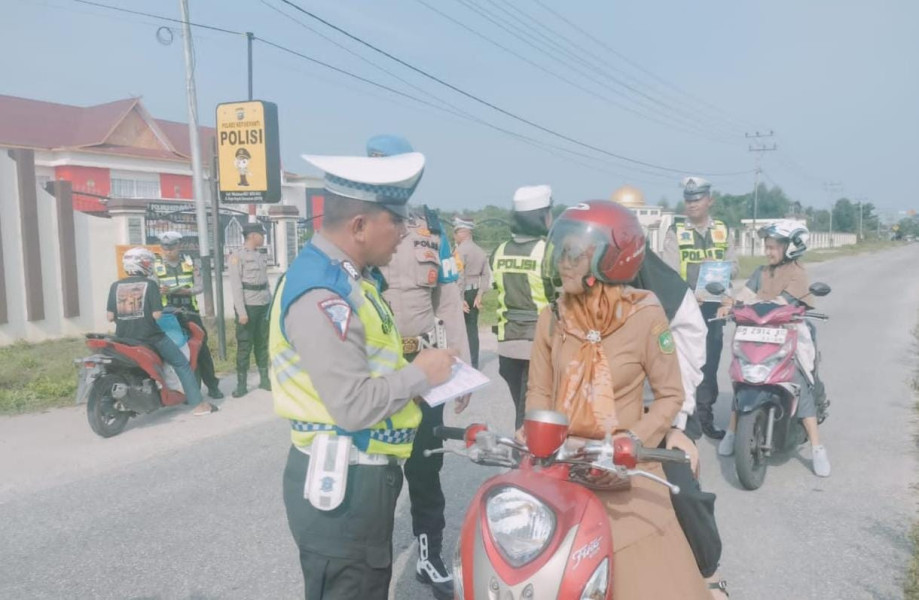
[246,31,257,224]
[746,131,776,255]
[178,0,214,316]
[823,181,843,247]
[854,196,867,241]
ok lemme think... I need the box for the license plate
[734,326,787,344]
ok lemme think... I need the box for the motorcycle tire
[87,374,130,438]
[735,408,769,490]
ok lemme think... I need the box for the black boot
[699,409,725,440]
[258,369,272,391]
[231,374,248,398]
[415,533,453,600]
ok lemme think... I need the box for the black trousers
[184,312,220,391]
[662,453,722,578]
[499,356,529,429]
[403,351,447,542]
[235,303,269,379]
[463,289,480,369]
[283,446,403,600]
[697,302,725,419]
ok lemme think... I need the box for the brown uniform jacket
[526,291,686,551]
[378,217,471,362]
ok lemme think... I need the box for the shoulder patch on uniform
[319,297,352,341]
[658,329,675,354]
[427,268,438,284]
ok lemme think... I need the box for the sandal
[708,579,729,598]
[193,404,219,416]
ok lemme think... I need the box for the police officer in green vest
[272,149,457,600]
[662,177,738,439]
[155,231,223,399]
[491,184,555,428]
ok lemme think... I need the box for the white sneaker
[718,431,735,456]
[812,445,831,477]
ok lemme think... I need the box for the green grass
[0,338,86,415]
[906,323,919,600]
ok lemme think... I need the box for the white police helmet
[159,231,183,248]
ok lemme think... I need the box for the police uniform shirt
[160,256,203,303]
[284,233,431,431]
[456,238,491,294]
[661,218,739,289]
[378,216,471,362]
[229,246,271,318]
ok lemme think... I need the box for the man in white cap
[491,184,556,428]
[662,177,739,440]
[368,134,470,600]
[271,148,457,600]
[453,216,491,369]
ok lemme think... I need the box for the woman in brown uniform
[526,200,711,599]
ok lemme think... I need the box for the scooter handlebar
[636,446,690,464]
[433,426,467,441]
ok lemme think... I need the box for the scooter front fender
[734,385,782,414]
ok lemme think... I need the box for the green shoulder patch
[658,329,675,354]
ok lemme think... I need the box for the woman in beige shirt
[526,201,711,599]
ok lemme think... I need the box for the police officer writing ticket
[422,359,490,407]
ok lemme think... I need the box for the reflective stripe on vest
[491,239,548,341]
[269,268,421,458]
[674,221,729,280]
[155,257,198,311]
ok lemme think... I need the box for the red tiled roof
[0,94,211,161]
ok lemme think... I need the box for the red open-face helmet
[544,200,646,285]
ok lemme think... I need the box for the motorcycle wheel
[87,374,130,438]
[735,408,769,490]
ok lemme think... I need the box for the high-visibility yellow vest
[674,220,729,280]
[269,242,421,457]
[491,239,549,342]
[155,257,198,311]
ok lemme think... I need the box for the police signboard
[216,100,281,204]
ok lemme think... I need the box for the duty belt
[242,282,268,291]
[464,284,480,291]
[295,443,404,466]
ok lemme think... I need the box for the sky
[3,0,918,217]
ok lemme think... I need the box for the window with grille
[111,177,161,199]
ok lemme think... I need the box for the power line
[475,0,742,141]
[448,0,736,144]
[72,0,244,35]
[277,0,751,176]
[530,0,759,134]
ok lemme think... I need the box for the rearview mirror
[809,282,831,297]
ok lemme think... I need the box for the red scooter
[431,410,688,599]
[75,310,204,438]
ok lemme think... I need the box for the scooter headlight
[485,486,555,567]
[580,558,610,600]
[741,363,771,383]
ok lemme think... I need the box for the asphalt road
[1,244,917,600]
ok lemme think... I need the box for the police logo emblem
[320,476,334,493]
[318,297,352,341]
[678,230,694,244]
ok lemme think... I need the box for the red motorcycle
[75,311,204,438]
[431,410,689,599]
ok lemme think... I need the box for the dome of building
[610,185,645,208]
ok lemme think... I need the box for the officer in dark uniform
[369,134,470,600]
[229,222,271,397]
